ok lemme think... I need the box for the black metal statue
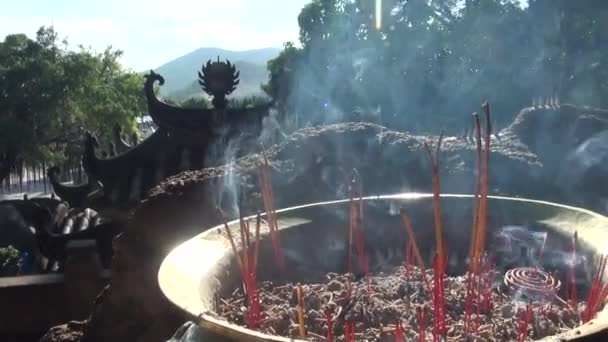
[198,57,240,110]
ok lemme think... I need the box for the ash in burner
[504,267,561,300]
[213,102,606,341]
[495,225,547,266]
[217,265,581,341]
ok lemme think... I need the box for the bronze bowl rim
[158,193,608,342]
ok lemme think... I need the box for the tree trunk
[0,152,17,185]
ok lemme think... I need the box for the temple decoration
[198,57,240,110]
[50,58,273,216]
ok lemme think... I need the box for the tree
[0,246,20,276]
[265,0,608,133]
[262,42,302,114]
[0,26,146,182]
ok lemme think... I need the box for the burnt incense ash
[503,267,561,299]
[214,102,607,341]
[216,265,582,341]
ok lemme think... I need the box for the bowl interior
[158,194,608,341]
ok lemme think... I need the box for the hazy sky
[0,0,309,71]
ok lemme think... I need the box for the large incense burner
[160,104,608,341]
[159,194,608,341]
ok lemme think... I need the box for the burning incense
[324,308,334,342]
[417,307,426,342]
[464,268,475,335]
[217,208,262,329]
[476,104,492,262]
[477,102,492,261]
[405,239,414,280]
[423,132,445,266]
[347,171,372,301]
[400,210,430,290]
[569,231,578,307]
[345,321,355,342]
[252,213,262,271]
[481,257,496,313]
[296,285,307,338]
[218,208,245,279]
[348,176,358,274]
[239,215,250,281]
[432,253,447,340]
[257,149,285,272]
[395,319,404,342]
[348,171,367,274]
[519,303,533,342]
[346,275,353,301]
[247,214,263,329]
[469,112,483,265]
[464,102,491,334]
[582,254,608,322]
[470,102,492,273]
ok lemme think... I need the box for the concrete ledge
[0,240,111,335]
[0,274,69,334]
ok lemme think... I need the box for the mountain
[149,47,281,101]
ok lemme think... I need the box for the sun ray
[375,0,382,31]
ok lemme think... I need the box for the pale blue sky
[0,0,309,71]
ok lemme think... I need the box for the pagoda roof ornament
[198,57,240,110]
[143,57,273,134]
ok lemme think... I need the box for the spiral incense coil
[504,267,561,297]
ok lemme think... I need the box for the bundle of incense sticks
[400,210,430,291]
[347,171,366,274]
[518,303,533,342]
[405,239,414,280]
[569,231,578,307]
[296,285,307,338]
[480,256,496,313]
[218,209,262,329]
[395,319,405,342]
[464,253,495,334]
[432,253,447,340]
[257,149,285,272]
[582,254,608,322]
[344,321,355,342]
[423,132,446,266]
[347,171,372,300]
[424,132,447,340]
[417,307,426,342]
[465,102,493,334]
[324,308,334,342]
[470,102,492,272]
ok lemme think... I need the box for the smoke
[259,108,286,148]
[208,127,245,219]
[494,224,593,286]
[556,130,608,212]
[495,225,548,267]
[208,107,289,218]
[278,1,600,135]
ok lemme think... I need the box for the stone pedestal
[64,240,106,320]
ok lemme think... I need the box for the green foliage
[178,94,270,110]
[180,96,210,109]
[228,95,271,109]
[168,60,272,102]
[0,26,146,180]
[0,245,20,276]
[262,42,302,112]
[266,0,608,132]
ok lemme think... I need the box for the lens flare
[375,0,382,31]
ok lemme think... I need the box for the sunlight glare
[375,0,382,31]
